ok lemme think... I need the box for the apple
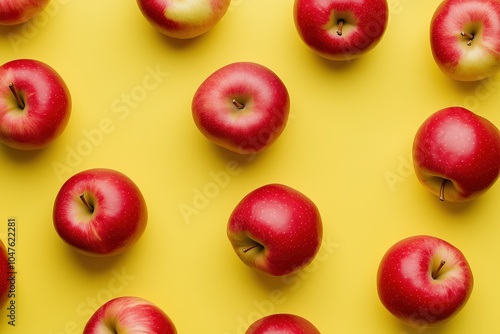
[412,106,500,202]
[136,0,231,39]
[293,0,389,61]
[430,0,500,81]
[227,184,322,276]
[246,313,321,334]
[0,0,50,25]
[53,168,148,256]
[0,58,71,150]
[377,235,473,327]
[0,240,10,307]
[192,62,290,155]
[83,296,177,334]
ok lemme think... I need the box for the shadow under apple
[312,52,365,73]
[154,28,220,52]
[67,249,130,274]
[248,269,288,292]
[435,196,478,216]
[0,23,23,36]
[447,77,485,99]
[211,143,266,169]
[397,318,450,334]
[0,143,48,163]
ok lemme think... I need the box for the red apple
[377,235,473,327]
[192,62,290,155]
[246,313,321,334]
[136,0,231,39]
[0,59,71,150]
[227,184,323,276]
[53,168,148,256]
[0,240,10,307]
[412,106,500,202]
[83,296,177,334]
[0,0,50,25]
[430,0,500,81]
[293,0,389,61]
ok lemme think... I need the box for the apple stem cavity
[232,99,245,110]
[242,244,261,253]
[79,194,94,213]
[460,31,474,46]
[439,179,448,201]
[8,83,25,110]
[336,19,345,36]
[432,260,446,279]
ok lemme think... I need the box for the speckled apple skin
[377,235,473,327]
[0,59,71,150]
[430,0,500,81]
[412,106,500,202]
[136,0,231,39]
[227,184,322,276]
[53,168,148,256]
[83,296,177,334]
[246,313,321,334]
[0,0,50,25]
[293,0,389,60]
[192,62,290,155]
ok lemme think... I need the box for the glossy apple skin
[0,240,10,307]
[293,0,389,61]
[136,0,231,39]
[0,59,71,150]
[192,62,290,155]
[0,0,50,25]
[377,235,473,327]
[227,184,322,276]
[246,314,321,334]
[53,168,148,256]
[430,0,500,81]
[412,107,500,202]
[83,296,177,334]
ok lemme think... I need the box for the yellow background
[1,0,500,333]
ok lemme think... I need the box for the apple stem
[8,83,25,110]
[79,194,94,213]
[336,19,345,36]
[432,260,446,279]
[439,179,447,201]
[232,99,245,110]
[242,244,261,253]
[460,31,474,46]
